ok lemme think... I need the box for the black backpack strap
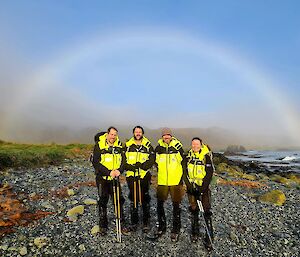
[94,131,106,143]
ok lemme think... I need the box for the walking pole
[113,178,122,242]
[96,179,102,221]
[136,146,142,206]
[134,175,137,209]
[116,177,122,242]
[138,169,142,206]
[197,199,213,250]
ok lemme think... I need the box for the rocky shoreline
[0,156,299,256]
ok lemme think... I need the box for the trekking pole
[134,175,137,208]
[96,180,102,218]
[197,199,213,250]
[136,146,143,206]
[138,177,142,206]
[116,177,122,242]
[113,178,122,242]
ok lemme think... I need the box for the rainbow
[2,27,300,145]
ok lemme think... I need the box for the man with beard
[153,127,185,242]
[125,126,155,232]
[92,126,130,236]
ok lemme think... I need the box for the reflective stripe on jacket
[98,133,123,180]
[187,144,210,186]
[125,137,152,178]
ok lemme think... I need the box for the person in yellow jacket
[184,137,214,250]
[124,126,155,232]
[92,126,130,235]
[154,127,185,242]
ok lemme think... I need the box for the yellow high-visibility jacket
[155,137,184,186]
[186,144,211,186]
[125,137,155,178]
[92,133,124,180]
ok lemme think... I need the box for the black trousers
[96,177,125,208]
[126,172,151,204]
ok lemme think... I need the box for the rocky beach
[0,155,299,257]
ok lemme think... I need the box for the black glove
[187,185,194,195]
[192,187,202,199]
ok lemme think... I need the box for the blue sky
[0,1,300,145]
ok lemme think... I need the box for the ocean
[225,150,300,173]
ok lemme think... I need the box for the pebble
[34,237,49,248]
[79,244,86,251]
[84,198,97,205]
[229,231,239,244]
[29,192,37,198]
[0,245,9,251]
[67,189,75,196]
[67,205,84,217]
[71,200,79,205]
[91,225,100,235]
[0,160,298,257]
[19,246,28,256]
[41,201,55,209]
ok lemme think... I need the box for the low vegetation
[0,140,93,170]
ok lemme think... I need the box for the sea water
[225,150,300,173]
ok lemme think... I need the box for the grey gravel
[0,160,299,257]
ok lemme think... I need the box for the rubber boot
[142,201,150,232]
[130,202,139,232]
[190,207,199,243]
[204,211,213,251]
[170,203,181,242]
[98,201,108,236]
[156,200,166,236]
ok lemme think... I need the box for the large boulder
[212,153,230,165]
[224,145,246,155]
